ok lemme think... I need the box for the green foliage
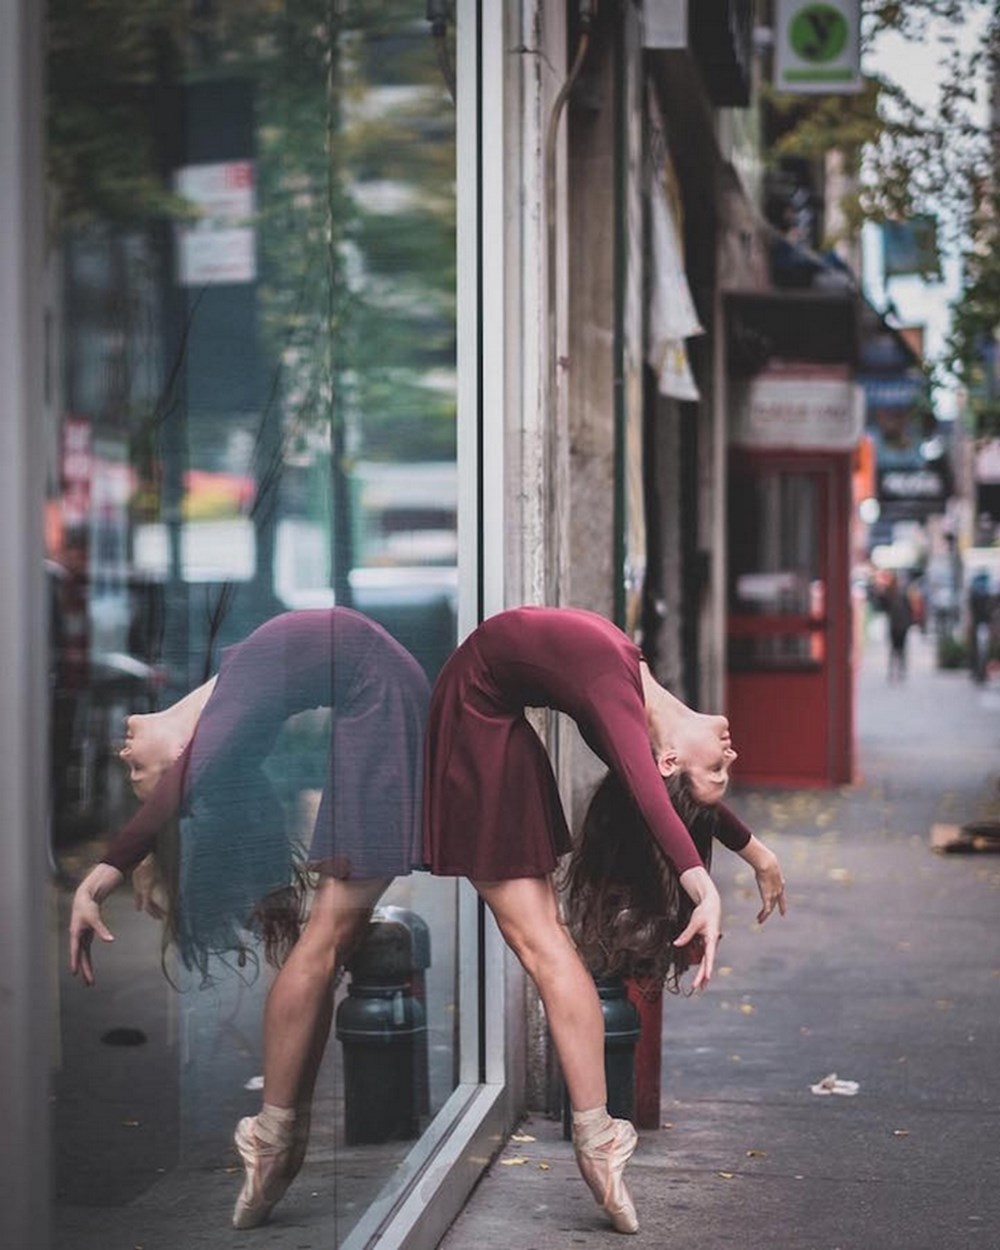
[47,0,192,228]
[946,186,1000,426]
[48,0,458,467]
[765,0,1000,418]
[765,0,995,233]
[936,632,969,668]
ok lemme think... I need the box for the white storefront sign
[175,160,257,286]
[733,369,863,450]
[643,0,687,48]
[774,0,862,94]
[975,439,1000,484]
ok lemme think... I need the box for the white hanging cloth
[646,94,704,401]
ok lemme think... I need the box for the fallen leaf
[739,1003,756,1016]
[746,1149,766,1158]
[500,1156,530,1166]
[511,1133,536,1143]
[538,1162,550,1170]
[892,1129,910,1138]
[661,1122,674,1130]
[717,1171,735,1179]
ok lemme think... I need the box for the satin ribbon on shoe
[573,1114,640,1234]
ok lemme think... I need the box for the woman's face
[675,714,738,805]
[118,715,176,801]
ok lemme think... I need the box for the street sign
[774,0,862,94]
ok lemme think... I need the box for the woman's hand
[739,836,787,924]
[675,866,723,990]
[69,863,124,987]
[131,853,166,920]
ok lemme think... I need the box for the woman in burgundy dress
[423,606,786,1234]
[68,608,430,1230]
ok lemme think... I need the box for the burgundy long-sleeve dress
[100,609,429,966]
[423,606,750,879]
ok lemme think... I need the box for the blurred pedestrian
[423,606,785,1234]
[882,573,914,683]
[68,608,430,1229]
[968,570,995,684]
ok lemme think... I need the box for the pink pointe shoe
[573,1115,640,1234]
[232,1113,307,1230]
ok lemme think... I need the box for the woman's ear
[655,748,679,779]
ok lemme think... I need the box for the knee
[292,909,369,979]
[498,913,576,981]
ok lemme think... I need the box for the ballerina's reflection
[68,607,430,1229]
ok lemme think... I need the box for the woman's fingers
[69,897,115,986]
[755,861,787,924]
[674,910,720,989]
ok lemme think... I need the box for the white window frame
[341,4,512,1246]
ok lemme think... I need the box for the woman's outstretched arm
[737,834,787,923]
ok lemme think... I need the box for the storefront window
[48,5,459,1244]
[728,470,825,669]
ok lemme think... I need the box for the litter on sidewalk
[810,1073,860,1096]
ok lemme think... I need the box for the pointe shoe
[574,1115,640,1234]
[232,1115,304,1230]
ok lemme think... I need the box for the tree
[763,0,1000,429]
[765,0,996,231]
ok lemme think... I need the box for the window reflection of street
[48,4,459,1244]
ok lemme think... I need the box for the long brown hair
[561,771,717,992]
[154,811,311,985]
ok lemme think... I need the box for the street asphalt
[50,622,1000,1249]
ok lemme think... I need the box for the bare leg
[473,875,639,1234]
[263,873,390,1107]
[473,876,605,1110]
[232,873,390,1229]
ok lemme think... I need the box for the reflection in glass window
[48,5,459,1245]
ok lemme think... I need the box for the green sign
[789,5,849,63]
[776,0,861,94]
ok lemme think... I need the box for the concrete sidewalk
[438,630,1000,1250]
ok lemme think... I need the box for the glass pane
[728,470,824,669]
[48,5,460,1245]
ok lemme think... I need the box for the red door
[726,450,853,787]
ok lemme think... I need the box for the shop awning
[725,289,860,376]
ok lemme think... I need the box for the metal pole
[0,0,52,1244]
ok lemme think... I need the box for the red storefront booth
[725,355,861,787]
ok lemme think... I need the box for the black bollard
[562,974,641,1138]
[335,906,431,1145]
